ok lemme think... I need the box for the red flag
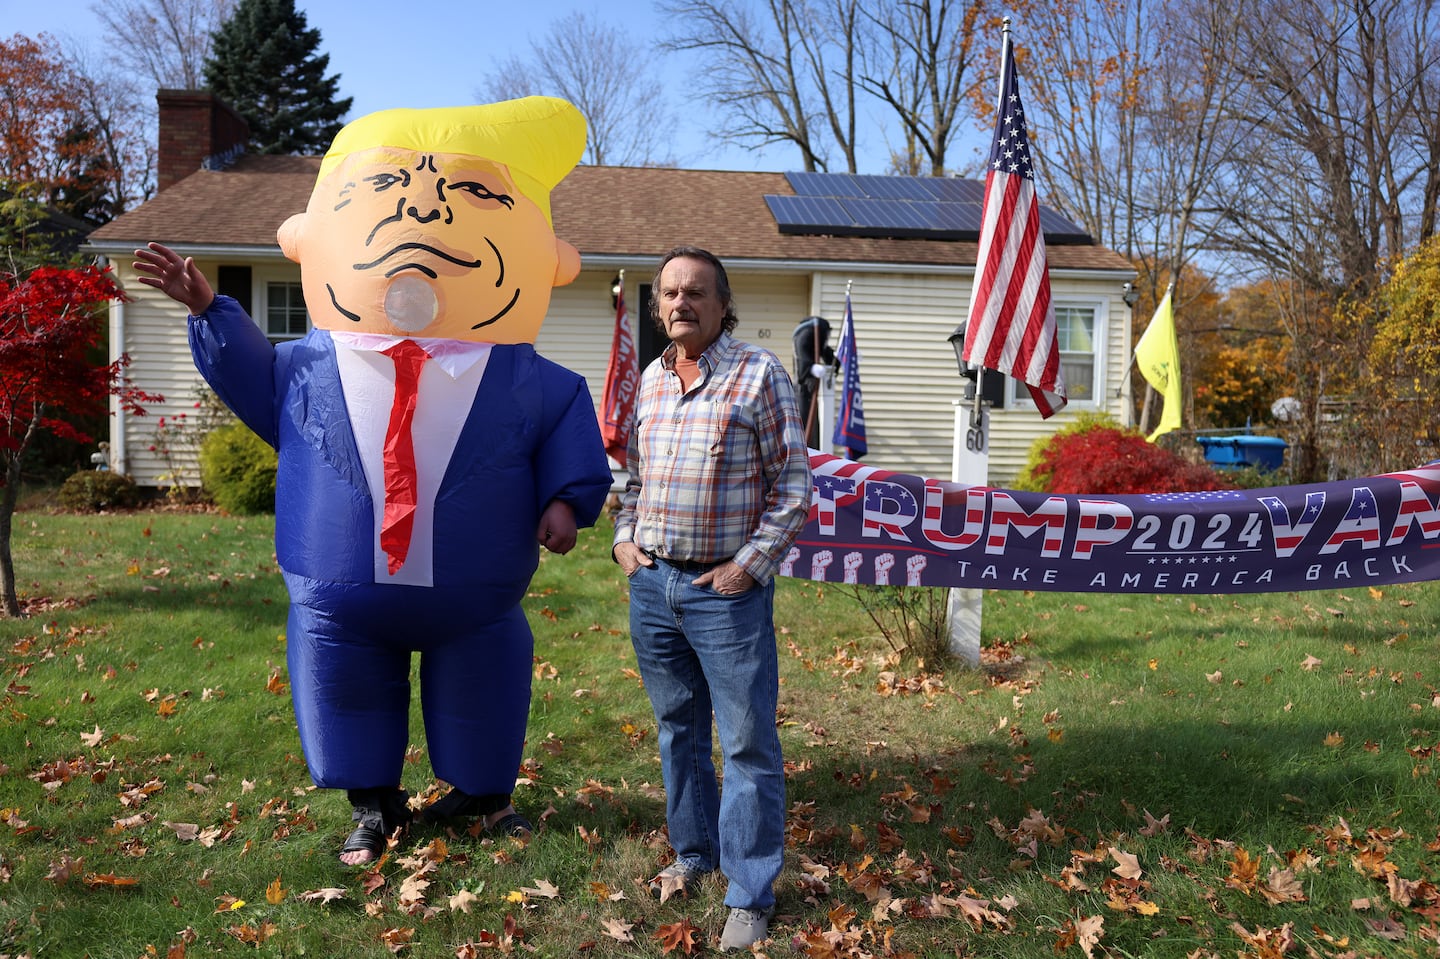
[599,283,639,466]
[962,30,1067,418]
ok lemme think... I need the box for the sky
[4,0,904,173]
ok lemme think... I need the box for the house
[84,91,1136,488]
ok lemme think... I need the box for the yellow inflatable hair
[316,96,586,225]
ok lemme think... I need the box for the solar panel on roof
[765,194,856,234]
[851,175,933,201]
[786,171,866,198]
[926,177,986,202]
[841,198,936,233]
[770,170,1093,243]
[1036,207,1091,244]
[933,202,984,233]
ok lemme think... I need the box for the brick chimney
[155,90,251,192]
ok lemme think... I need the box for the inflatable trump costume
[134,97,613,864]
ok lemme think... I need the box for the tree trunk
[1,455,23,617]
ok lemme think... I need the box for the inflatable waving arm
[134,242,280,448]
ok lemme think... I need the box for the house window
[1056,305,1096,402]
[1008,303,1099,406]
[265,282,308,341]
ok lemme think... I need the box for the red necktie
[380,339,430,574]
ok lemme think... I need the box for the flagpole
[600,268,639,472]
[971,16,1012,431]
[831,279,850,453]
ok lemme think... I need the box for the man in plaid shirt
[613,246,811,951]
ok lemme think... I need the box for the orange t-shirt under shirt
[674,355,702,392]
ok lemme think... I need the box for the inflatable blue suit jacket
[188,295,613,795]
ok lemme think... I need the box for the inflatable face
[277,98,585,344]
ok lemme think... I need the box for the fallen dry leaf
[1076,914,1104,955]
[1365,915,1407,940]
[83,872,140,888]
[1140,810,1170,837]
[163,822,200,841]
[379,927,415,952]
[225,922,276,945]
[448,888,481,913]
[1260,868,1306,904]
[652,868,690,904]
[45,854,84,884]
[1110,848,1143,880]
[653,917,702,955]
[601,917,635,942]
[521,878,561,899]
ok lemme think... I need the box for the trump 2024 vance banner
[781,452,1440,595]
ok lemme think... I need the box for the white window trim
[252,265,309,341]
[1003,297,1109,409]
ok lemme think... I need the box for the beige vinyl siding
[109,257,301,487]
[108,258,1133,491]
[536,268,811,422]
[110,267,209,486]
[808,271,1133,484]
[532,275,618,402]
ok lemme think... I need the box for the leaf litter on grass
[4,515,1440,956]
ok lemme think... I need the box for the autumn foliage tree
[0,33,116,221]
[0,263,157,617]
[1331,235,1440,476]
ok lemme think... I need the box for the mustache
[352,242,485,275]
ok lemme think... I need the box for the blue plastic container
[1196,434,1288,471]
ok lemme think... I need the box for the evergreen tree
[203,0,352,155]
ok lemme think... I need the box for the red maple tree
[0,262,159,616]
[1035,427,1235,495]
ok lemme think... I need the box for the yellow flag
[1134,289,1181,441]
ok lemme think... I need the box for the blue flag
[832,292,867,459]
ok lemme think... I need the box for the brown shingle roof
[87,154,320,249]
[88,159,1133,272]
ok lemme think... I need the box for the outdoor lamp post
[945,322,987,667]
[947,324,978,401]
[1119,281,1140,422]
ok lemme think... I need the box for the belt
[645,550,725,573]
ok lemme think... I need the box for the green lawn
[2,509,1438,958]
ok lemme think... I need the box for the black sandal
[342,787,411,864]
[417,788,491,823]
[340,822,387,861]
[418,789,510,824]
[485,811,533,838]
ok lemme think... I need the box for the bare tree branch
[88,0,234,91]
[481,11,678,168]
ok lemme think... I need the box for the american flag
[599,281,639,466]
[962,29,1066,418]
[832,290,867,459]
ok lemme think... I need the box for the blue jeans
[627,559,785,910]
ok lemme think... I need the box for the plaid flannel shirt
[614,333,811,585]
